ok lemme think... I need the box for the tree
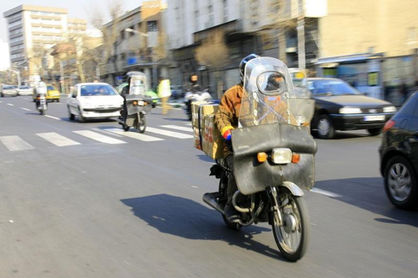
[194,30,229,98]
[89,0,124,80]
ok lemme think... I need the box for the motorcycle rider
[120,73,133,121]
[214,54,293,221]
[35,78,47,108]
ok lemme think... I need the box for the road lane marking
[92,128,124,138]
[311,188,342,198]
[104,128,163,142]
[7,103,14,106]
[45,115,61,121]
[73,130,126,144]
[37,132,80,147]
[146,127,193,139]
[160,125,192,132]
[20,107,31,111]
[0,136,34,151]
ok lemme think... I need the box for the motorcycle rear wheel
[272,189,309,262]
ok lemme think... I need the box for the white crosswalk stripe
[104,128,163,142]
[160,125,192,133]
[37,132,80,147]
[146,127,193,139]
[7,103,14,106]
[0,136,34,151]
[73,130,126,144]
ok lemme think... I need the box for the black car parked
[307,78,396,138]
[379,92,418,209]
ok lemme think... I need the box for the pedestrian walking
[158,76,171,115]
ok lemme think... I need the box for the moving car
[67,83,124,122]
[46,85,60,102]
[1,85,18,97]
[307,78,396,138]
[17,85,34,96]
[379,92,418,209]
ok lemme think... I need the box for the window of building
[147,21,158,32]
[194,10,199,31]
[207,1,214,27]
[129,25,135,37]
[223,0,228,22]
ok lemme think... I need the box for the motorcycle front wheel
[272,189,309,262]
[137,114,146,133]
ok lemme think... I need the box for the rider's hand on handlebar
[222,126,234,141]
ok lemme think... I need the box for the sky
[0,0,146,69]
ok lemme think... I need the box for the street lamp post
[124,28,157,89]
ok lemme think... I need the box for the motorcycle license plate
[364,115,384,121]
[40,99,46,105]
[137,101,145,106]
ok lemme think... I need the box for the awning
[315,53,384,66]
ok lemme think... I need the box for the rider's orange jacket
[214,84,243,136]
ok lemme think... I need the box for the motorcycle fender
[126,116,135,126]
[280,181,304,197]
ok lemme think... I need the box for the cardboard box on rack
[191,103,225,159]
[201,114,225,159]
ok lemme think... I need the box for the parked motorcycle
[118,72,153,133]
[202,57,317,261]
[35,83,48,115]
[184,87,212,120]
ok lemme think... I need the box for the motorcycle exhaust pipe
[232,191,255,213]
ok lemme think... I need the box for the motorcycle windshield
[129,76,146,96]
[239,57,314,127]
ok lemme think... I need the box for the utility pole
[297,0,306,69]
[60,60,65,94]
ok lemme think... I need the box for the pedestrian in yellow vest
[158,77,172,115]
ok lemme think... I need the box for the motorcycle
[184,88,212,120]
[202,57,317,261]
[118,72,153,133]
[35,84,48,115]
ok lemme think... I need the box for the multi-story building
[3,5,86,84]
[316,0,418,99]
[165,0,323,95]
[102,0,168,89]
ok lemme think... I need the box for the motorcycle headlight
[383,106,396,113]
[339,107,362,114]
[271,148,292,164]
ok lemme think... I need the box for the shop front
[316,53,384,99]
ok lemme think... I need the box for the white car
[1,85,18,97]
[67,83,124,122]
[18,85,34,96]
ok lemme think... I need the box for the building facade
[316,0,418,100]
[164,0,323,96]
[3,5,86,84]
[102,0,168,89]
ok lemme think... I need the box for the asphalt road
[1,95,417,278]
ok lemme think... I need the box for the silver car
[18,85,34,96]
[1,85,18,97]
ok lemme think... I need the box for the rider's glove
[221,126,234,141]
